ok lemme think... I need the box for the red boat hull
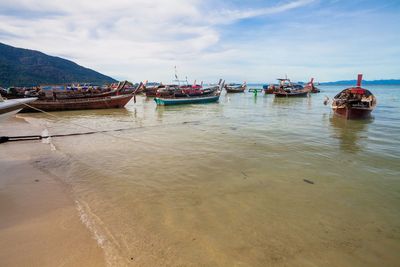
[21,94,134,112]
[332,107,373,120]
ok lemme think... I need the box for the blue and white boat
[154,80,224,106]
[154,94,221,105]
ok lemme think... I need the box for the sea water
[19,85,400,266]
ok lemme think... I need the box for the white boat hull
[0,98,37,122]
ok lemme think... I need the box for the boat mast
[174,66,180,86]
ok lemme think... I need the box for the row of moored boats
[0,74,376,121]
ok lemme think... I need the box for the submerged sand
[1,91,400,267]
[0,117,105,267]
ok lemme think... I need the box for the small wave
[41,128,57,151]
[75,200,126,267]
[75,200,107,247]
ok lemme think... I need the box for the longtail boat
[154,94,220,105]
[119,82,145,94]
[304,78,320,93]
[145,76,204,97]
[332,74,376,120]
[154,80,224,106]
[143,82,162,97]
[45,89,115,100]
[45,81,139,100]
[144,86,161,97]
[0,97,37,121]
[263,84,277,94]
[225,82,246,93]
[20,94,134,112]
[273,78,310,97]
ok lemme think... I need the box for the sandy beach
[0,117,105,267]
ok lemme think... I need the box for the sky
[0,0,399,83]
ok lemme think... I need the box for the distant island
[319,79,400,86]
[0,42,117,87]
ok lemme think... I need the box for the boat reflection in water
[329,115,373,153]
[21,106,132,121]
[272,96,308,107]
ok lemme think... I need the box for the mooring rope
[1,128,122,143]
[1,101,202,144]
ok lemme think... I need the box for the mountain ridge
[0,42,117,87]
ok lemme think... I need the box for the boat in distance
[332,74,376,120]
[225,82,246,93]
[304,78,320,93]
[273,78,310,97]
[154,80,224,106]
[263,84,276,94]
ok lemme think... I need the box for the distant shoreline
[246,81,400,86]
[319,80,400,86]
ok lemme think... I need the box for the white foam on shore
[75,200,124,267]
[75,200,106,246]
[41,128,57,150]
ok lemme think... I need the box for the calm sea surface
[20,85,400,266]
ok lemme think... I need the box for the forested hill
[0,42,117,87]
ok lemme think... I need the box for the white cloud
[208,0,316,24]
[0,0,398,82]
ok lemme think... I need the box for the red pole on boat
[356,74,363,87]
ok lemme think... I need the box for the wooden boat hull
[332,107,373,120]
[154,94,220,106]
[225,84,246,93]
[331,75,376,120]
[304,86,320,93]
[263,84,277,94]
[45,90,116,100]
[21,94,134,112]
[145,88,159,97]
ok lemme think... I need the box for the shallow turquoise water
[17,85,400,266]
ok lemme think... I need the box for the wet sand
[0,118,105,267]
